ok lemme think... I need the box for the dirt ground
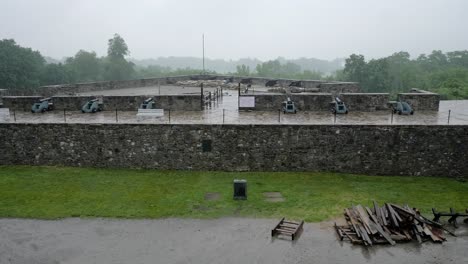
[0,218,466,264]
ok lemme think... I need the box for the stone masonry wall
[240,93,332,111]
[0,123,466,177]
[0,89,7,104]
[318,83,361,96]
[339,93,390,111]
[28,75,359,97]
[1,96,42,111]
[53,96,99,111]
[3,95,202,111]
[398,89,440,111]
[151,95,202,111]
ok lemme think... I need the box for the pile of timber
[335,202,453,246]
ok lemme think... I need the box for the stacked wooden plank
[335,202,450,246]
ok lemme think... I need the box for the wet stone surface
[1,96,468,125]
[0,218,467,264]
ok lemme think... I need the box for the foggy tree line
[0,34,133,89]
[1,35,468,99]
[339,51,468,99]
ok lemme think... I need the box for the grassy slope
[0,166,466,222]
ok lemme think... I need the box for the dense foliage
[231,60,330,81]
[340,51,468,99]
[0,39,45,89]
[0,34,137,88]
[1,36,468,99]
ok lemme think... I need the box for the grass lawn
[0,166,466,222]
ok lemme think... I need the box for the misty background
[1,0,468,98]
[2,0,468,67]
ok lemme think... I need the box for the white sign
[136,109,164,121]
[0,108,10,121]
[239,96,255,108]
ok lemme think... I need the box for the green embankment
[0,166,466,222]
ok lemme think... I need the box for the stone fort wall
[239,93,332,111]
[0,123,466,178]
[31,75,360,97]
[398,89,440,111]
[2,95,203,111]
[1,76,440,112]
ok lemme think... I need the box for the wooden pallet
[334,223,363,244]
[271,217,304,240]
[432,208,468,228]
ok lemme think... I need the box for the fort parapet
[397,89,440,111]
[0,123,465,178]
[0,76,441,112]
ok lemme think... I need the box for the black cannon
[265,80,278,87]
[289,81,302,87]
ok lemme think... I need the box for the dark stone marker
[233,179,247,200]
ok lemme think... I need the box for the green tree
[447,50,468,68]
[236,64,250,76]
[65,50,102,82]
[103,57,135,81]
[362,58,390,93]
[256,60,282,77]
[103,34,134,80]
[255,60,302,78]
[40,63,74,85]
[298,70,323,80]
[343,54,366,83]
[428,50,448,68]
[436,78,468,99]
[0,39,45,89]
[107,33,129,59]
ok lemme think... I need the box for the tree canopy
[107,34,129,59]
[340,50,468,99]
[0,39,45,89]
[2,36,468,99]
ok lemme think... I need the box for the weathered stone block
[398,89,440,111]
[1,96,42,111]
[339,93,390,111]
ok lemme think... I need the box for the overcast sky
[1,0,467,61]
